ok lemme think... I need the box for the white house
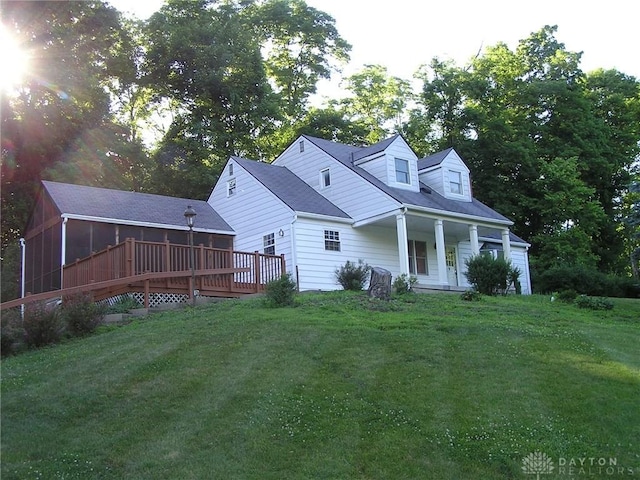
[207,134,532,294]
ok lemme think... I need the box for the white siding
[418,150,472,201]
[207,160,293,263]
[294,219,403,291]
[419,168,445,196]
[274,139,400,221]
[457,240,473,288]
[510,247,532,295]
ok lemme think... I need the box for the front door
[445,246,458,286]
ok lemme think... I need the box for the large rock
[368,267,392,300]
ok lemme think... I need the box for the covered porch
[354,207,528,293]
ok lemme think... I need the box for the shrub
[393,273,417,295]
[105,295,142,314]
[335,259,371,291]
[264,273,297,307]
[23,301,65,348]
[61,292,105,337]
[460,290,482,301]
[533,264,640,298]
[556,289,578,303]
[463,254,520,296]
[574,295,614,311]
[1,308,25,357]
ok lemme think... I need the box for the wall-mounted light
[278,229,285,237]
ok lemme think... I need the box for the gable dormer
[352,135,420,192]
[418,148,472,202]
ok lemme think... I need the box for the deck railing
[59,238,285,301]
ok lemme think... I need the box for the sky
[108,0,639,100]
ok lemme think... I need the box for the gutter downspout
[61,217,68,289]
[290,214,298,288]
[19,238,26,319]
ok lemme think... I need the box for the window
[228,163,233,176]
[408,240,428,275]
[263,233,275,255]
[320,168,331,188]
[324,230,340,251]
[449,170,463,195]
[299,140,304,152]
[227,178,236,196]
[395,158,410,184]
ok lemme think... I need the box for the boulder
[368,267,392,300]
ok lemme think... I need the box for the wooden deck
[1,238,286,310]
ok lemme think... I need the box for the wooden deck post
[254,251,261,293]
[144,279,150,308]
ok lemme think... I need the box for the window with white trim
[408,240,428,275]
[263,233,275,255]
[324,230,341,251]
[229,163,233,176]
[320,168,331,188]
[395,158,410,184]
[227,178,236,196]
[449,170,463,195]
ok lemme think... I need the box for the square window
[263,233,275,255]
[449,171,463,194]
[324,230,340,251]
[395,158,410,184]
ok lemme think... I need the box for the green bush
[264,273,297,307]
[1,308,25,357]
[533,264,640,298]
[105,295,142,314]
[335,259,371,291]
[61,292,105,337]
[392,273,417,295]
[555,289,578,303]
[574,295,614,311]
[463,254,520,296]
[23,301,65,348]
[460,290,482,301]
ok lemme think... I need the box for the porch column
[469,224,480,256]
[435,219,448,285]
[501,228,512,261]
[396,212,410,275]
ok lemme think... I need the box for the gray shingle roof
[303,135,511,224]
[232,157,350,219]
[417,147,454,170]
[41,181,233,232]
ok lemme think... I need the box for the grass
[1,292,639,479]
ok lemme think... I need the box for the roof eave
[60,214,235,235]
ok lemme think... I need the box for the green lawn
[2,292,639,479]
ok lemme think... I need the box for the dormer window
[449,170,463,195]
[395,158,410,184]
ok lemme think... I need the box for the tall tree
[410,26,640,274]
[338,65,413,144]
[1,0,137,250]
[250,0,350,123]
[143,0,280,198]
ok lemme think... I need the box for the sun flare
[0,24,30,93]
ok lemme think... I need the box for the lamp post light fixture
[184,205,197,306]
